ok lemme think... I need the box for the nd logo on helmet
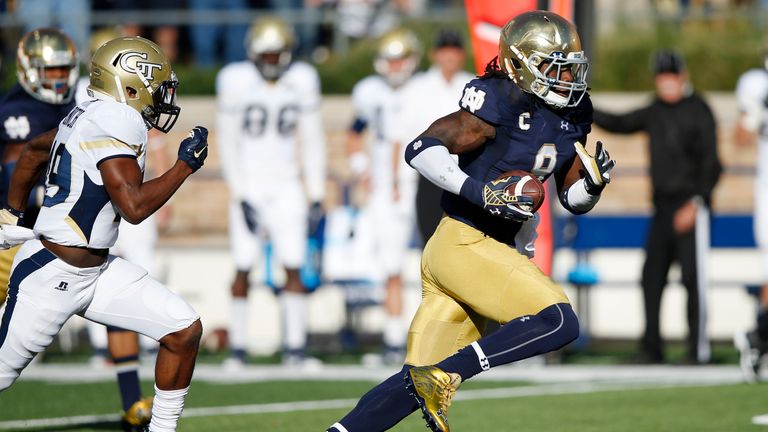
[118,52,162,80]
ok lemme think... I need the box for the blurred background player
[398,28,474,243]
[0,28,79,312]
[733,42,768,383]
[593,50,721,365]
[347,28,421,364]
[75,27,170,430]
[217,16,326,367]
[328,11,614,432]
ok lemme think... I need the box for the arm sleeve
[592,106,649,134]
[297,66,326,202]
[693,102,722,206]
[216,69,245,200]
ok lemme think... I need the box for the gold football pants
[0,246,21,305]
[405,216,570,366]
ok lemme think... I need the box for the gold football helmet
[89,27,121,58]
[88,36,180,133]
[499,11,588,108]
[16,28,79,104]
[374,29,421,87]
[246,16,295,81]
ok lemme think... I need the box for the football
[497,170,546,212]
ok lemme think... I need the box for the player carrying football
[327,11,615,432]
[0,36,207,432]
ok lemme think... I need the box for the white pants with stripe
[0,240,199,390]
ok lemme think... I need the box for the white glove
[0,225,35,249]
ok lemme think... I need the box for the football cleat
[405,366,462,432]
[735,330,765,383]
[122,397,153,431]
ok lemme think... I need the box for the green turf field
[1,377,767,432]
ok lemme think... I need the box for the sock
[281,291,307,354]
[149,384,188,432]
[383,315,406,350]
[229,297,248,354]
[114,354,142,412]
[331,365,418,432]
[438,303,579,381]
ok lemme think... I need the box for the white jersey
[736,68,768,279]
[34,99,147,249]
[397,67,474,142]
[736,69,768,140]
[216,61,326,202]
[351,75,407,196]
[74,76,91,105]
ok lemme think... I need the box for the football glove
[240,201,258,234]
[0,225,35,249]
[308,201,325,236]
[460,176,534,222]
[574,141,615,194]
[178,126,209,172]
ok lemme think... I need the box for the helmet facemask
[144,72,180,133]
[506,48,588,108]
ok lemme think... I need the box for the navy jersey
[0,84,75,207]
[442,75,593,245]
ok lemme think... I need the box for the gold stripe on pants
[0,245,21,305]
[405,217,570,366]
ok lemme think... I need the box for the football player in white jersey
[347,28,421,363]
[0,36,208,432]
[733,47,768,385]
[217,16,326,367]
[75,27,167,430]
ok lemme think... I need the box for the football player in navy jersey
[327,11,615,432]
[0,28,78,306]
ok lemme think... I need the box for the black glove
[240,201,258,234]
[459,176,534,222]
[178,126,209,172]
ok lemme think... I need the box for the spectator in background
[189,0,249,67]
[346,29,421,364]
[15,0,91,58]
[398,28,474,243]
[593,50,722,365]
[103,0,183,62]
[733,44,768,384]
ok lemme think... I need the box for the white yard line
[0,379,739,430]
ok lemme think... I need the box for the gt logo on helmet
[118,52,162,80]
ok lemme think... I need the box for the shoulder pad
[458,76,527,126]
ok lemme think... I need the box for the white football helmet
[246,16,295,81]
[16,28,79,104]
[374,29,421,87]
[88,36,180,133]
[499,11,588,109]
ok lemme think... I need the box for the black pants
[415,175,444,244]
[640,200,708,363]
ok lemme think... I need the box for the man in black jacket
[593,50,721,365]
